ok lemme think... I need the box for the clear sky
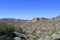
[0,0,60,19]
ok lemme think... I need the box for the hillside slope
[0,16,60,40]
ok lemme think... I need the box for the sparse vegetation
[15,27,23,33]
[0,22,24,40]
[0,16,60,40]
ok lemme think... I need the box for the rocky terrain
[0,15,60,40]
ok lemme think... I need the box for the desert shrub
[0,22,15,35]
[15,27,23,33]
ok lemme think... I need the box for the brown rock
[27,17,47,23]
[32,18,40,22]
[27,18,40,22]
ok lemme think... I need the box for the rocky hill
[0,15,60,40]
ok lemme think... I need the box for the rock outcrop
[27,17,48,22]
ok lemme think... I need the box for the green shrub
[15,27,23,33]
[0,22,15,35]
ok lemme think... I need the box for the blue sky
[0,0,60,19]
